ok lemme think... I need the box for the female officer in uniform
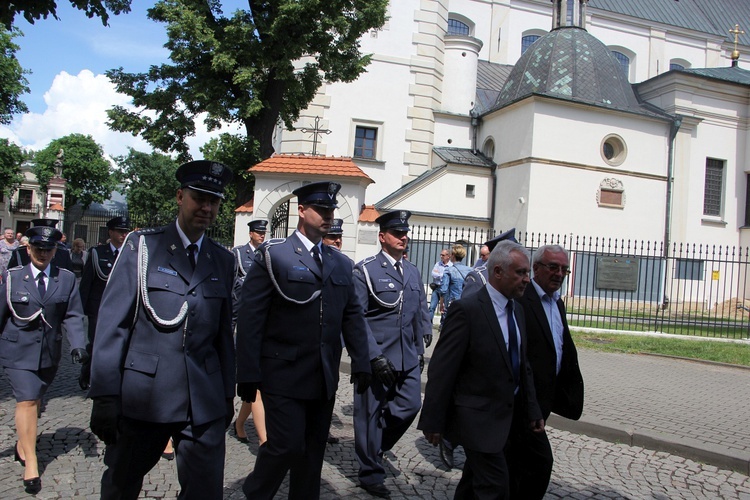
[0,226,88,494]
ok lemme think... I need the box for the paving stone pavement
[1,342,750,499]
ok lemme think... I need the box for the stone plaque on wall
[596,256,639,291]
[357,229,379,245]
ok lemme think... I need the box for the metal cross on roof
[299,116,332,155]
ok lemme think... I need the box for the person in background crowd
[439,244,472,331]
[88,160,236,499]
[59,233,70,250]
[16,232,23,243]
[69,238,88,281]
[427,249,451,321]
[418,239,543,499]
[473,244,490,268]
[77,217,131,392]
[352,210,432,498]
[9,219,73,273]
[235,181,372,499]
[507,244,584,499]
[231,219,269,447]
[0,227,19,280]
[0,226,88,495]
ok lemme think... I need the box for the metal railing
[407,226,750,339]
[9,201,40,214]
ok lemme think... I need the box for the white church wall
[433,114,473,149]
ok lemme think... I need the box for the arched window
[448,19,470,36]
[611,51,630,78]
[522,35,541,54]
[669,58,690,71]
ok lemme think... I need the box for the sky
[0,2,244,160]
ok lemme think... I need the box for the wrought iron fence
[407,225,750,339]
[62,207,235,249]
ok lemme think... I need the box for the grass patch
[571,331,750,367]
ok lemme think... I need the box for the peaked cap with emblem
[248,220,268,233]
[292,181,341,208]
[484,228,518,251]
[107,216,131,230]
[176,160,233,199]
[31,218,60,228]
[376,210,412,232]
[327,218,344,235]
[26,226,63,249]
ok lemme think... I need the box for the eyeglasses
[538,262,571,275]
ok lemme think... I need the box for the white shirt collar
[294,230,320,253]
[532,278,560,302]
[30,263,52,279]
[175,219,204,251]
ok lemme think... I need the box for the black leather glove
[71,348,90,365]
[371,355,397,387]
[351,372,372,394]
[419,354,425,374]
[90,396,120,445]
[237,382,258,403]
[423,334,433,348]
[225,398,234,429]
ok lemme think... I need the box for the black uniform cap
[293,182,340,208]
[485,228,518,252]
[107,216,131,230]
[26,226,63,250]
[31,218,59,228]
[248,220,268,233]
[176,160,233,199]
[327,219,344,236]
[376,210,411,232]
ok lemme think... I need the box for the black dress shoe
[22,477,41,494]
[360,482,390,498]
[232,420,249,444]
[439,439,454,470]
[161,451,175,461]
[14,443,25,466]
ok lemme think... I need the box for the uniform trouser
[100,416,226,500]
[455,448,510,500]
[242,392,335,500]
[354,366,422,486]
[80,314,97,382]
[504,403,553,500]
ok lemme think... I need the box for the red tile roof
[249,155,373,182]
[359,205,380,223]
[235,199,254,213]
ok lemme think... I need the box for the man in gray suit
[88,160,236,500]
[352,210,432,498]
[419,240,543,499]
[236,181,372,500]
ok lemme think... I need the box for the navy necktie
[187,244,198,270]
[113,248,119,260]
[506,299,520,387]
[395,261,402,276]
[311,245,323,271]
[38,272,46,298]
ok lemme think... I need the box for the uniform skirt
[3,366,58,402]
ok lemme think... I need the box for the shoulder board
[357,255,378,267]
[57,268,74,277]
[134,226,166,236]
[7,265,23,272]
[231,244,244,252]
[475,265,487,272]
[259,238,286,252]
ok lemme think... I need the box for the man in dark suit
[418,239,543,499]
[352,210,432,498]
[88,160,236,499]
[9,219,73,272]
[77,216,130,390]
[508,244,584,499]
[236,181,372,500]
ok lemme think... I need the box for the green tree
[0,28,30,124]
[33,133,117,209]
[1,1,132,29]
[0,138,26,198]
[114,148,179,218]
[106,0,388,206]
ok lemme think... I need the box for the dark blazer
[519,283,583,420]
[0,264,86,370]
[88,222,236,426]
[79,243,117,316]
[353,252,430,370]
[236,232,371,400]
[9,244,73,272]
[230,242,256,327]
[418,287,542,454]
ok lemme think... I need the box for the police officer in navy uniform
[88,160,236,500]
[322,218,344,250]
[9,219,73,272]
[0,226,88,495]
[236,181,372,500]
[352,210,432,498]
[77,216,131,390]
[462,228,518,299]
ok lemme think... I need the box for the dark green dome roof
[490,27,645,115]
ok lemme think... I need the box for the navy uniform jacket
[9,244,73,273]
[0,264,86,370]
[353,253,430,371]
[418,287,541,453]
[461,266,488,298]
[79,244,117,316]
[88,221,236,426]
[230,242,256,326]
[519,284,583,420]
[236,232,371,401]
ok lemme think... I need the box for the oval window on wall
[601,134,627,166]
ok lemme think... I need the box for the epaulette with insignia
[259,238,286,252]
[7,265,23,272]
[358,255,377,267]
[58,268,74,276]
[134,226,166,236]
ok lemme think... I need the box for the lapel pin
[170,244,177,251]
[381,262,387,267]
